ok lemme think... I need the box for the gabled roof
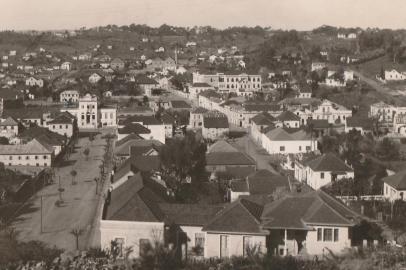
[202,198,267,234]
[0,117,18,126]
[265,127,311,141]
[104,172,165,222]
[19,126,65,146]
[207,140,239,153]
[261,190,357,230]
[346,117,374,130]
[306,153,353,172]
[247,170,289,195]
[244,103,281,112]
[115,133,143,147]
[382,170,406,190]
[251,112,276,126]
[118,123,151,135]
[159,203,224,226]
[133,75,159,85]
[206,152,255,166]
[115,139,161,157]
[47,114,74,124]
[120,115,162,126]
[0,138,53,155]
[277,111,300,122]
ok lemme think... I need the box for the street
[12,132,114,251]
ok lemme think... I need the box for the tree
[70,227,84,250]
[0,137,9,145]
[375,138,399,161]
[83,148,90,161]
[70,170,77,185]
[143,95,149,104]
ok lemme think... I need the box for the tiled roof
[130,141,162,156]
[261,190,357,229]
[247,170,289,195]
[160,113,175,124]
[3,108,44,119]
[208,140,239,153]
[277,111,300,122]
[206,152,255,166]
[251,112,276,126]
[120,115,162,126]
[203,116,229,128]
[19,126,65,146]
[244,103,281,112]
[0,138,53,155]
[382,170,406,190]
[306,153,353,172]
[203,198,267,234]
[159,203,224,226]
[307,119,330,129]
[265,127,311,141]
[0,117,18,126]
[346,117,374,129]
[230,180,249,192]
[171,100,192,109]
[192,82,212,88]
[118,123,151,135]
[115,133,143,147]
[47,114,74,124]
[115,139,160,157]
[104,172,166,222]
[133,75,159,85]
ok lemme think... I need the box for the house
[89,73,103,84]
[205,140,256,176]
[3,108,44,127]
[189,107,208,128]
[275,111,301,128]
[0,138,54,167]
[369,102,396,123]
[228,169,289,202]
[18,126,66,156]
[119,115,166,143]
[100,106,117,127]
[294,153,354,190]
[262,127,317,155]
[60,90,80,103]
[193,72,262,94]
[78,53,92,61]
[0,117,19,138]
[297,86,312,99]
[382,170,406,201]
[45,112,75,137]
[311,100,352,125]
[202,113,229,140]
[100,171,358,258]
[384,69,406,81]
[133,75,159,97]
[111,58,125,70]
[160,113,175,138]
[60,61,73,71]
[189,82,215,100]
[261,190,357,256]
[115,138,161,162]
[25,76,44,88]
[114,134,143,162]
[250,112,276,144]
[117,123,151,141]
[345,117,374,135]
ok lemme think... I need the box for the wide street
[12,131,114,251]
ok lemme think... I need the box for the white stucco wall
[261,135,317,154]
[305,226,351,255]
[204,232,267,258]
[100,220,164,258]
[383,182,406,201]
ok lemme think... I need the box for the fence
[336,195,385,203]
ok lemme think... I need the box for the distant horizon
[2,0,406,32]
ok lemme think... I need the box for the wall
[305,226,351,255]
[261,135,317,154]
[202,127,229,140]
[205,232,267,258]
[306,169,354,190]
[0,153,52,167]
[100,220,164,258]
[383,182,406,201]
[47,123,73,137]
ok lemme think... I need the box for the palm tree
[70,170,77,185]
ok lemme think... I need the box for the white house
[369,102,396,123]
[89,73,103,84]
[189,82,215,100]
[0,138,54,167]
[26,77,44,88]
[45,113,75,138]
[384,69,406,81]
[382,170,406,201]
[202,113,229,140]
[60,61,73,71]
[312,100,352,125]
[60,90,80,103]
[261,127,317,155]
[294,153,354,190]
[0,117,19,139]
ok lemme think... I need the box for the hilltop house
[26,76,44,88]
[382,170,406,201]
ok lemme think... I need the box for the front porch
[267,229,309,257]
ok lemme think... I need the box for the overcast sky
[2,0,406,31]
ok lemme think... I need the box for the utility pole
[40,195,43,233]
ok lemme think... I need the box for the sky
[2,0,406,31]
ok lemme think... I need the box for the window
[220,235,229,258]
[334,229,339,242]
[114,238,124,257]
[43,155,47,159]
[26,156,29,160]
[53,125,55,129]
[66,125,68,128]
[280,146,285,152]
[139,239,150,257]
[9,156,12,160]
[320,173,324,179]
[243,236,253,257]
[18,156,21,160]
[299,146,302,151]
[317,228,322,241]
[323,228,333,242]
[59,125,62,129]
[306,146,311,151]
